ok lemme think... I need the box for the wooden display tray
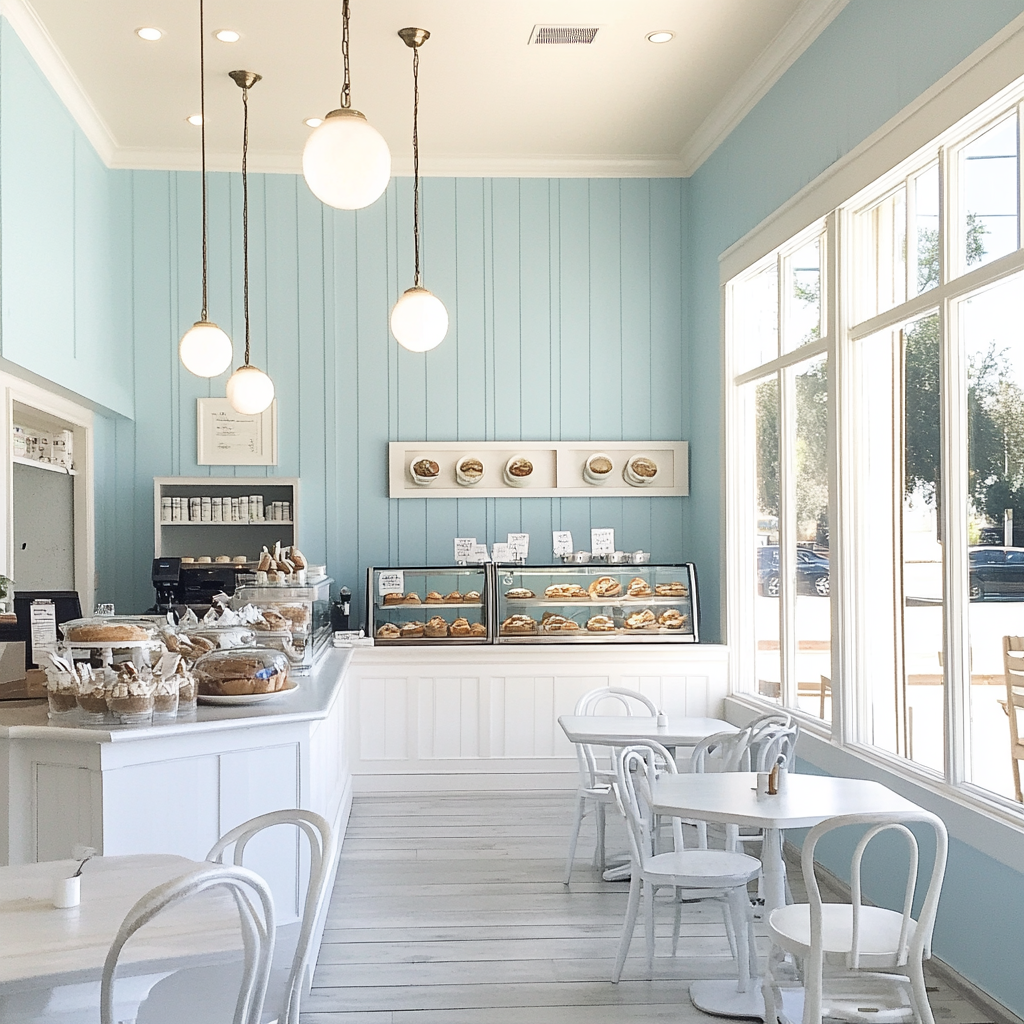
[388,441,688,498]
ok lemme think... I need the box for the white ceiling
[7,0,847,176]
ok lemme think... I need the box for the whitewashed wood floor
[301,792,998,1024]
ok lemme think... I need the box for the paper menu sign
[591,528,615,555]
[30,600,57,654]
[454,537,477,562]
[491,542,512,562]
[377,570,405,596]
[507,533,529,559]
[552,531,573,556]
[470,544,490,563]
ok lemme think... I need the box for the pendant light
[225,71,276,416]
[302,0,390,210]
[390,28,448,353]
[179,0,233,377]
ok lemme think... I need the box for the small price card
[30,600,57,654]
[491,542,512,562]
[377,570,405,596]
[470,544,490,563]
[454,537,477,562]
[591,528,615,555]
[507,533,529,559]
[552,531,573,556]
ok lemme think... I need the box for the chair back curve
[574,686,658,717]
[615,741,684,868]
[102,863,275,1024]
[800,809,948,968]
[208,809,335,1024]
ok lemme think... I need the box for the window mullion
[779,361,798,709]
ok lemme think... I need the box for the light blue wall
[687,0,1024,641]
[696,1,1024,1012]
[0,20,132,418]
[106,173,689,613]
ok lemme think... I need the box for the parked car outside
[968,546,1024,601]
[757,545,830,597]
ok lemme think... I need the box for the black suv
[757,545,830,597]
[968,546,1024,601]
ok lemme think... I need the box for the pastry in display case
[231,577,333,670]
[494,563,699,643]
[367,567,490,644]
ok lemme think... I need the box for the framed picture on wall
[197,398,278,466]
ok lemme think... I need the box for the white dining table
[0,854,243,1024]
[652,771,925,1020]
[558,714,736,748]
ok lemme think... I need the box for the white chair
[748,712,799,772]
[102,863,275,1024]
[611,742,762,984]
[763,809,948,1024]
[564,686,658,883]
[139,810,334,1024]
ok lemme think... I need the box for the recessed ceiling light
[215,29,240,43]
[187,114,203,126]
[136,27,163,41]
[646,30,674,43]
[304,118,324,128]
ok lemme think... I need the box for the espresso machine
[152,557,239,614]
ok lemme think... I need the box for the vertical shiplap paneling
[422,178,460,565]
[106,173,690,613]
[453,179,489,546]
[296,183,329,565]
[648,179,686,560]
[263,174,300,480]
[353,186,395,581]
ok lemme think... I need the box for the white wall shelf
[153,477,299,561]
[12,456,76,476]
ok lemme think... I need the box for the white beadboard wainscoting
[347,644,729,791]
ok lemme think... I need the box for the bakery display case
[494,563,699,643]
[367,567,490,644]
[232,577,333,669]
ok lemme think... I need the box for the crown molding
[678,0,850,176]
[0,0,119,164]
[108,150,690,178]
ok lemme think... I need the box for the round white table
[652,772,924,1019]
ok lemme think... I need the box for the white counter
[346,642,729,792]
[0,648,355,931]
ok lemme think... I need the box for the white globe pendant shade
[179,320,233,377]
[302,109,391,210]
[226,364,275,414]
[390,287,449,352]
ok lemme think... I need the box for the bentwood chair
[103,864,275,1024]
[1003,637,1024,803]
[763,809,948,1024]
[611,742,761,984]
[139,810,334,1024]
[564,686,658,883]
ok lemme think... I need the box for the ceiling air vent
[529,25,600,45]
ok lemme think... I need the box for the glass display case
[367,566,490,644]
[494,563,699,643]
[232,577,333,669]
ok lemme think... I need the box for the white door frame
[0,371,95,614]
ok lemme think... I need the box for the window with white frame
[726,82,1024,809]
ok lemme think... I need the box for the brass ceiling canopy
[229,69,262,90]
[398,27,430,49]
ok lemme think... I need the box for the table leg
[688,828,788,1020]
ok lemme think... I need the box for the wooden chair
[763,809,948,1024]
[611,742,761,983]
[564,686,658,883]
[103,863,275,1024]
[1003,636,1024,803]
[139,810,334,1024]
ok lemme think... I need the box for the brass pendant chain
[199,0,209,321]
[412,45,421,288]
[241,81,251,367]
[340,0,351,109]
